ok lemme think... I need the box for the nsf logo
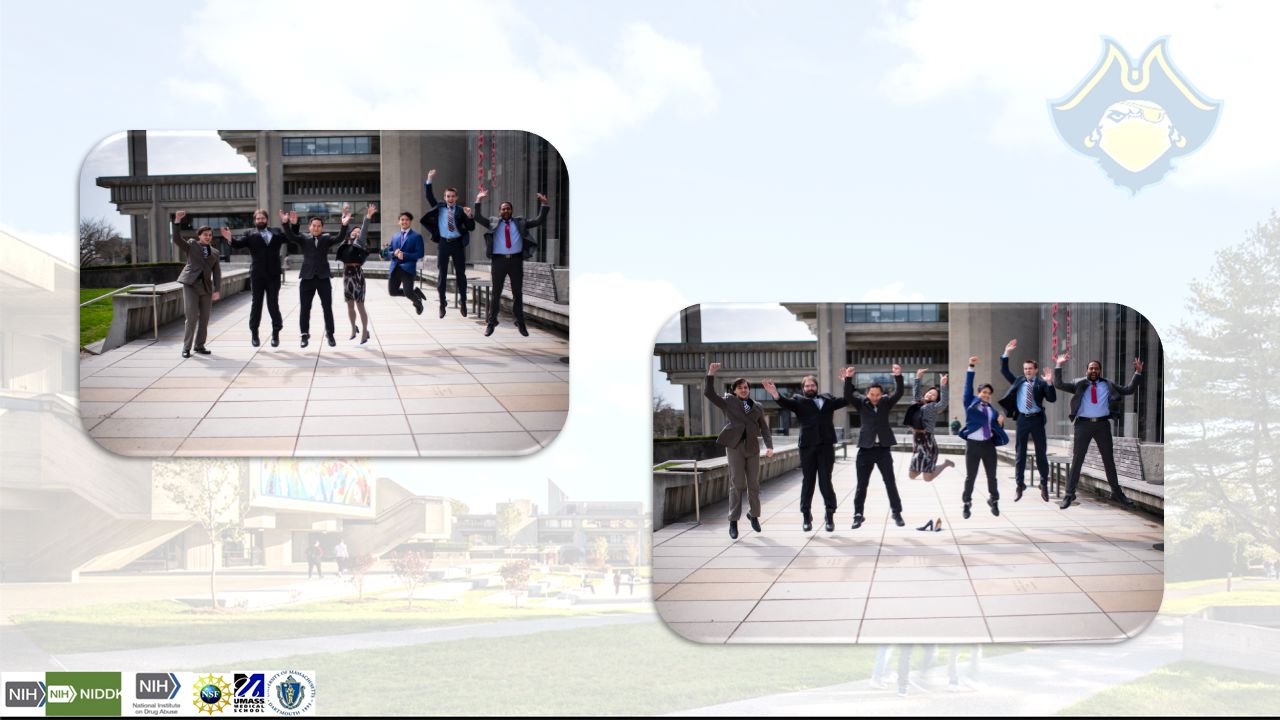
[1050,38,1220,192]
[265,670,316,716]
[192,674,231,715]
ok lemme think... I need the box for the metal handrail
[653,458,704,525]
[81,283,159,342]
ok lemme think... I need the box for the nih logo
[4,680,46,707]
[135,672,181,700]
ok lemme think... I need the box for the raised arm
[1041,367,1058,403]
[1000,340,1018,384]
[472,190,492,228]
[423,169,439,209]
[281,211,303,241]
[526,193,550,229]
[764,379,798,412]
[170,210,189,253]
[913,369,926,403]
[843,367,864,405]
[932,374,950,412]
[886,365,905,405]
[702,363,728,410]
[964,358,977,407]
[1117,357,1145,395]
[1053,355,1077,393]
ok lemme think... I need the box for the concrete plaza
[78,275,568,457]
[653,454,1163,644]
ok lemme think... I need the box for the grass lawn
[1060,661,1280,716]
[14,591,641,655]
[79,288,115,347]
[1159,582,1280,616]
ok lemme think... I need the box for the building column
[260,529,293,568]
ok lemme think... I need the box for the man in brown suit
[705,362,775,539]
[172,210,222,358]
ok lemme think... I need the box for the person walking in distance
[957,356,1010,519]
[171,210,222,359]
[306,540,324,580]
[997,339,1057,502]
[762,373,848,532]
[843,364,908,529]
[1053,354,1145,509]
[705,362,774,539]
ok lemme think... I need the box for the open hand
[536,192,548,204]
[1133,357,1145,373]
[219,227,232,241]
[1005,339,1017,355]
[476,189,488,202]
[279,209,289,223]
[366,203,377,218]
[463,206,474,218]
[940,374,948,386]
[427,168,436,182]
[1042,367,1053,383]
[915,368,927,380]
[1055,352,1069,367]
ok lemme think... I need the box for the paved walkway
[653,454,1163,644]
[78,275,568,457]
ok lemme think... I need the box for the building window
[845,303,945,324]
[282,136,376,156]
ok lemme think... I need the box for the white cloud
[876,1,1280,184]
[175,1,716,155]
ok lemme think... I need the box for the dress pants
[299,277,335,335]
[799,443,838,515]
[725,444,762,521]
[248,275,283,333]
[962,438,999,503]
[1014,412,1049,489]
[181,283,211,352]
[488,254,525,326]
[388,266,419,304]
[854,446,902,515]
[1065,418,1126,498]
[437,239,467,306]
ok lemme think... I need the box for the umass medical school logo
[1050,38,1220,192]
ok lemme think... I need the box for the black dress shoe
[748,515,761,533]
[963,503,972,519]
[414,301,424,316]
[414,287,427,302]
[824,511,835,532]
[1015,485,1025,502]
[892,512,905,527]
[728,521,738,540]
[517,322,530,337]
[271,331,280,347]
[1115,495,1136,508]
[460,301,468,317]
[438,304,446,319]
[1041,484,1050,502]
[917,519,935,532]
[802,513,813,532]
[300,333,310,348]
[193,347,211,355]
[851,514,864,530]
[251,332,260,347]
[326,333,336,347]
[181,349,191,358]
[988,499,1000,517]
[485,324,496,337]
[1059,495,1075,509]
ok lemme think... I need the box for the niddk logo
[44,672,121,717]
[1050,37,1220,192]
[266,670,316,716]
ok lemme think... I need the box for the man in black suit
[282,208,351,348]
[422,168,476,318]
[221,209,287,347]
[473,189,549,337]
[843,364,907,528]
[763,374,848,532]
[1053,354,1145,509]
[997,339,1058,502]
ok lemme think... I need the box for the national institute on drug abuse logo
[1050,37,1220,192]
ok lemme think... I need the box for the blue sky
[3,0,1278,506]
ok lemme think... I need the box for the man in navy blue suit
[383,211,425,315]
[422,168,476,319]
[998,338,1058,502]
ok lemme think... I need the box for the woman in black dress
[337,203,376,344]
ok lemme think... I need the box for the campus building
[96,130,570,268]
[655,303,1163,444]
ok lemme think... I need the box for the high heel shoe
[934,517,944,532]
[360,329,370,344]
[349,324,359,340]
[916,519,935,532]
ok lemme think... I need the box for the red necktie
[504,223,511,249]
[1090,382,1097,403]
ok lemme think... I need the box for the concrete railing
[652,445,803,530]
[102,267,251,351]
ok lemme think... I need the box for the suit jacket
[473,201,549,260]
[1053,367,1143,421]
[422,182,476,247]
[282,222,350,279]
[958,369,1010,446]
[775,392,848,449]
[704,375,773,452]
[998,355,1057,420]
[381,227,426,275]
[230,226,286,285]
[172,226,222,296]
[843,374,905,449]
[336,218,371,266]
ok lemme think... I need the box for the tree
[496,503,527,546]
[448,498,470,518]
[390,551,430,610]
[653,395,685,438]
[1167,210,1280,577]
[500,560,531,608]
[153,458,246,610]
[588,536,611,570]
[624,537,640,568]
[349,554,377,601]
[80,216,127,267]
